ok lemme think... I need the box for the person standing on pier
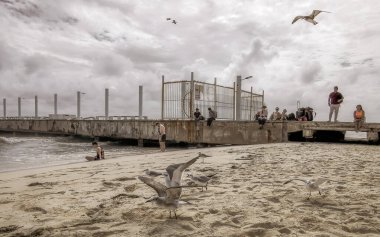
[156,122,166,152]
[328,86,344,122]
[353,105,365,132]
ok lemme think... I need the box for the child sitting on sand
[92,142,105,160]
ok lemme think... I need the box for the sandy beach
[0,142,379,237]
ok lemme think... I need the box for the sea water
[0,134,162,173]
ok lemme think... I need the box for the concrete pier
[0,120,379,145]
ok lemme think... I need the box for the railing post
[232,82,236,121]
[54,94,58,115]
[77,91,80,118]
[3,98,6,118]
[236,75,242,120]
[161,75,165,120]
[214,77,217,113]
[18,97,21,117]
[190,72,194,119]
[138,86,143,120]
[35,95,38,118]
[105,88,109,118]
[250,86,253,120]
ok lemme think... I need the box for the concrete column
[77,91,81,118]
[236,75,242,121]
[34,95,38,118]
[105,88,109,118]
[138,86,143,120]
[18,97,21,117]
[54,94,58,115]
[3,98,6,118]
[262,90,265,107]
[367,132,379,143]
[161,75,164,119]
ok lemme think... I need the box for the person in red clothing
[328,86,344,122]
[353,104,365,132]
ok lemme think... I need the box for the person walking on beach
[328,86,344,122]
[156,122,166,152]
[353,105,365,132]
[207,107,217,126]
[257,105,268,129]
[92,142,105,160]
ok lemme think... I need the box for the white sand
[0,142,379,237]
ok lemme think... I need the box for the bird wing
[149,170,163,176]
[310,10,330,18]
[283,178,307,185]
[199,152,212,157]
[314,178,328,186]
[292,16,304,24]
[166,163,182,181]
[165,186,182,199]
[138,176,167,197]
[169,157,199,184]
[166,18,171,20]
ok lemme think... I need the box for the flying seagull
[166,18,177,24]
[292,10,331,25]
[165,156,199,187]
[187,173,216,191]
[138,176,189,219]
[283,178,327,199]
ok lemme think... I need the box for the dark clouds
[0,0,379,121]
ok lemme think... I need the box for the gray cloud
[1,0,380,121]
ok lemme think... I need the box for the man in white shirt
[155,122,166,152]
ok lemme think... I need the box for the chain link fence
[162,79,263,120]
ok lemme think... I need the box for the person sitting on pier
[353,105,365,132]
[281,109,288,120]
[257,105,268,129]
[270,107,282,120]
[92,142,105,160]
[194,108,204,120]
[207,107,217,126]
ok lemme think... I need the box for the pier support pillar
[138,139,144,147]
[367,132,379,143]
[303,129,315,139]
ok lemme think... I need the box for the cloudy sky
[1,0,379,121]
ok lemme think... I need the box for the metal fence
[162,78,264,120]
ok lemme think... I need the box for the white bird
[292,10,331,25]
[143,169,163,178]
[283,178,327,199]
[197,152,212,163]
[138,176,188,219]
[165,156,199,187]
[187,173,216,191]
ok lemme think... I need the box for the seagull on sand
[198,152,212,163]
[187,173,216,191]
[164,156,199,187]
[283,178,327,199]
[143,169,163,178]
[292,10,331,25]
[138,176,190,219]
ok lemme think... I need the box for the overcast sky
[1,0,379,121]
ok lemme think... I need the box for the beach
[0,142,379,237]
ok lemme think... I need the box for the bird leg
[169,210,172,218]
[307,191,311,200]
[205,183,208,191]
[174,210,177,219]
[319,190,322,195]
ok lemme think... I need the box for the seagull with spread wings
[292,10,331,25]
[283,178,328,199]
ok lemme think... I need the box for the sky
[0,0,379,121]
